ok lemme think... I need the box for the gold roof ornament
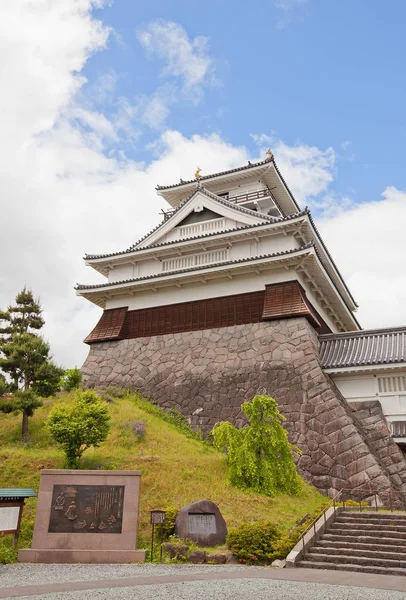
[266,149,273,159]
[194,167,202,179]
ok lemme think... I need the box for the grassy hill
[0,390,327,563]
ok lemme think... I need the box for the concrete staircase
[298,511,406,575]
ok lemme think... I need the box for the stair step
[310,546,406,561]
[321,533,406,547]
[338,511,406,521]
[336,516,406,527]
[329,523,406,536]
[297,560,406,576]
[305,551,406,569]
[317,539,406,554]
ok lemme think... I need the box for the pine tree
[0,287,44,337]
[0,288,62,437]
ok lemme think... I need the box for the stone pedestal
[18,470,145,564]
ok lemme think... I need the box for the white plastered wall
[331,371,406,426]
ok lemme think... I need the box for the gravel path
[0,564,405,600]
[0,564,243,588]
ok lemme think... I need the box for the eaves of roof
[77,243,314,291]
[156,158,272,190]
[85,210,308,261]
[319,327,406,369]
[156,156,301,216]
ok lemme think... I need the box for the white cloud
[137,20,214,96]
[252,133,336,209]
[0,3,246,368]
[319,186,406,328]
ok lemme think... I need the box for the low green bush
[226,521,282,564]
[162,506,179,539]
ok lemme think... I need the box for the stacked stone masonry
[82,318,406,496]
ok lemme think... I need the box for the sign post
[150,510,166,563]
[0,489,36,549]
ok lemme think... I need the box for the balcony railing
[227,188,272,204]
[390,421,406,437]
[177,218,226,239]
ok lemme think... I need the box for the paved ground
[0,564,405,599]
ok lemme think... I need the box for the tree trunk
[22,411,29,439]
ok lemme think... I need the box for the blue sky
[1,1,406,367]
[83,0,406,204]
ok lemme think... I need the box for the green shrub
[45,390,111,468]
[212,395,302,496]
[162,506,179,539]
[60,368,82,392]
[226,521,282,564]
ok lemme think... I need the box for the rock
[207,553,227,564]
[271,559,286,568]
[175,499,228,546]
[188,550,207,564]
[226,551,238,564]
[162,542,189,559]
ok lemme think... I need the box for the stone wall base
[82,318,406,496]
[18,549,146,563]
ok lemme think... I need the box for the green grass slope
[0,392,327,563]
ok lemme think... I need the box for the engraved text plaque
[48,485,124,534]
[188,513,217,535]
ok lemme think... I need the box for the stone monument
[18,469,145,563]
[175,499,227,546]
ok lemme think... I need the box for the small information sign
[150,510,166,525]
[0,506,20,533]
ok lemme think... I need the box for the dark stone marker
[175,499,227,546]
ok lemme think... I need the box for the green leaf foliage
[0,390,43,438]
[0,287,44,337]
[211,395,302,497]
[226,521,282,564]
[45,390,111,468]
[0,390,42,417]
[60,368,83,392]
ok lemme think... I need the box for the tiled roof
[156,158,272,190]
[85,210,308,261]
[0,488,36,498]
[319,327,406,369]
[76,243,313,291]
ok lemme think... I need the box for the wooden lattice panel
[124,291,265,339]
[85,307,128,343]
[262,281,321,329]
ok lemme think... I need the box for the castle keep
[77,153,406,496]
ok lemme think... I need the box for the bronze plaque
[48,485,124,534]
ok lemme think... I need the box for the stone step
[338,511,406,522]
[321,533,406,546]
[310,546,406,561]
[329,522,406,535]
[303,552,406,569]
[336,516,406,527]
[297,560,406,576]
[336,514,406,525]
[317,539,406,554]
